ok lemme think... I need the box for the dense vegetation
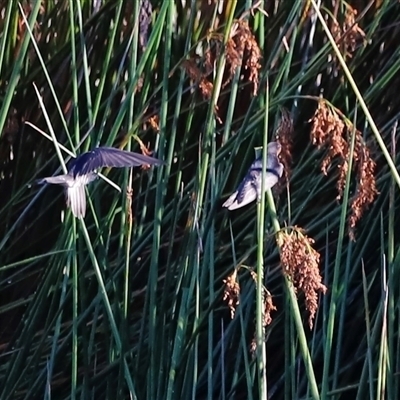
[1,1,400,399]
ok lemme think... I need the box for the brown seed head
[348,139,378,240]
[331,5,366,60]
[263,289,277,327]
[229,20,262,96]
[278,227,326,329]
[275,108,294,184]
[148,115,160,133]
[222,269,240,319]
[310,100,378,239]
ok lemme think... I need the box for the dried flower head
[147,114,160,132]
[249,290,275,355]
[263,288,276,327]
[277,227,326,329]
[310,100,378,239]
[198,79,214,99]
[248,276,276,355]
[310,100,348,179]
[223,266,276,354]
[274,108,294,183]
[224,36,241,88]
[223,269,240,319]
[224,19,261,95]
[182,59,214,99]
[249,270,277,327]
[181,18,261,104]
[348,138,378,240]
[331,4,366,60]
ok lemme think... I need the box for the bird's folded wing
[222,166,281,211]
[222,186,257,210]
[66,186,87,218]
[222,170,259,210]
[223,142,284,211]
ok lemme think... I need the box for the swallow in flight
[36,147,163,218]
[222,141,283,210]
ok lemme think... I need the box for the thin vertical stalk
[71,218,78,400]
[148,2,172,398]
[255,82,269,400]
[267,191,320,400]
[0,1,41,138]
[78,219,137,399]
[321,116,356,398]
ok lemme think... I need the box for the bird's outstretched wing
[66,185,87,218]
[69,147,163,177]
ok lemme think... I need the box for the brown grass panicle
[331,4,367,61]
[222,268,240,319]
[181,59,214,99]
[250,270,277,355]
[249,270,277,355]
[223,266,276,353]
[222,266,277,323]
[147,114,160,132]
[182,19,261,102]
[228,19,262,96]
[310,100,378,240]
[249,270,277,328]
[310,100,348,178]
[348,136,378,240]
[274,108,294,185]
[277,226,326,329]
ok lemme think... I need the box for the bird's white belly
[67,173,97,187]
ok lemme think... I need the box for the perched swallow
[36,147,163,218]
[222,141,283,210]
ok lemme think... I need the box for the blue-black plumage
[36,146,163,218]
